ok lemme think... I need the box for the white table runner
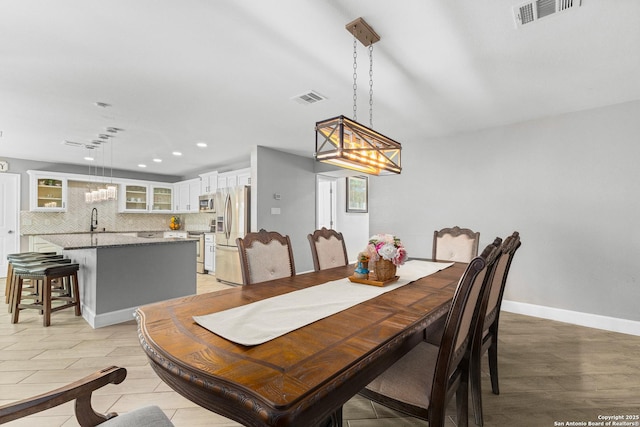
[193,260,454,346]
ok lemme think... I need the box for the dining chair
[0,366,174,426]
[471,231,522,426]
[307,227,349,271]
[432,226,480,263]
[358,241,501,427]
[236,228,296,285]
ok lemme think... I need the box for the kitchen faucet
[90,208,98,232]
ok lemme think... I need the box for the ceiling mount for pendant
[345,17,380,47]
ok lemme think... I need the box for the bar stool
[5,252,58,303]
[10,262,81,327]
[6,256,67,313]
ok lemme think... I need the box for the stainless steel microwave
[199,194,215,212]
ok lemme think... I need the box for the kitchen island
[37,233,197,328]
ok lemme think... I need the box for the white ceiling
[1,0,639,177]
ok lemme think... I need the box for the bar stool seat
[11,262,81,327]
[5,253,61,304]
[7,257,69,313]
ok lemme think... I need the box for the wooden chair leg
[10,277,23,324]
[456,377,469,427]
[488,339,500,395]
[72,272,81,316]
[7,270,16,314]
[5,262,13,304]
[43,277,52,327]
[471,348,484,426]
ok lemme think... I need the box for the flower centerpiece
[365,234,407,281]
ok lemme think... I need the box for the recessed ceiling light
[84,156,94,161]
[138,164,147,168]
[172,151,182,156]
[153,158,163,163]
[196,142,207,148]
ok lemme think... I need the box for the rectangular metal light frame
[315,115,402,176]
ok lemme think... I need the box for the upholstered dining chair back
[307,227,349,271]
[236,229,296,285]
[471,231,522,426]
[359,241,501,427]
[432,226,480,263]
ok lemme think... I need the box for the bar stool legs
[11,264,81,327]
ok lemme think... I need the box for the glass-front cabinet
[119,183,173,213]
[122,184,149,212]
[151,186,173,212]
[27,171,68,212]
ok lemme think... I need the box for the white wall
[334,176,369,263]
[370,100,640,326]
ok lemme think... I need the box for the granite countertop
[38,233,198,250]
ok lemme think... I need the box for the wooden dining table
[135,261,466,427]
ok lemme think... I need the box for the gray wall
[253,146,317,273]
[370,100,640,322]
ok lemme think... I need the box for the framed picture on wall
[346,176,368,213]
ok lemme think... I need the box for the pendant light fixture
[315,17,402,176]
[83,125,121,204]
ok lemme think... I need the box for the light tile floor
[2,273,640,426]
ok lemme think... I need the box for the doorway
[316,175,337,230]
[0,173,20,276]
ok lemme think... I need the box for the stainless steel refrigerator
[214,185,250,285]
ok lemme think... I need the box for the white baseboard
[501,300,640,337]
[82,304,137,329]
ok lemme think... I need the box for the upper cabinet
[217,168,251,190]
[121,184,148,212]
[151,185,173,212]
[200,171,218,195]
[28,171,68,212]
[174,178,201,213]
[236,168,251,186]
[119,183,173,213]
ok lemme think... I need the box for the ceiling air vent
[513,0,581,27]
[292,90,327,106]
[63,140,84,148]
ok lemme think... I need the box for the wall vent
[513,0,581,27]
[292,90,327,105]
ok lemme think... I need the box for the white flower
[378,243,397,261]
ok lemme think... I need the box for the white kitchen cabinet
[151,185,173,212]
[164,231,188,238]
[119,183,173,213]
[120,184,149,212]
[200,171,218,194]
[28,236,62,254]
[217,168,250,190]
[27,171,68,212]
[236,168,251,186]
[174,178,201,213]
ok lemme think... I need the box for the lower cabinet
[28,236,62,254]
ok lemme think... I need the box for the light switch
[271,207,281,215]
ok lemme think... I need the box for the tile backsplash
[21,181,213,235]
